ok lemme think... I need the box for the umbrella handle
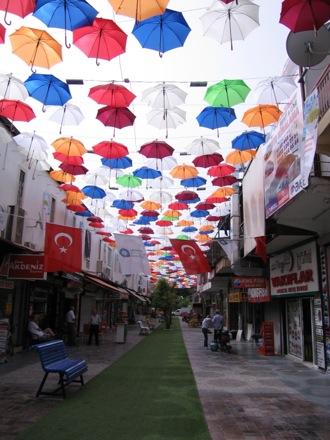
[4,11,11,26]
[65,32,71,49]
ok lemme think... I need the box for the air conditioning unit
[96,260,103,273]
[6,205,26,244]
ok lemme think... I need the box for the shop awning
[129,290,147,303]
[84,274,129,299]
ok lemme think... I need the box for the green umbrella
[204,79,251,108]
[176,234,190,240]
[116,173,142,188]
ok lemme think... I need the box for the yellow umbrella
[52,137,87,157]
[163,209,182,218]
[195,233,211,243]
[108,0,169,22]
[199,225,214,232]
[50,170,75,183]
[9,26,62,72]
[226,149,256,164]
[170,164,198,179]
[211,187,236,198]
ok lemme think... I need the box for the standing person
[66,306,77,346]
[202,315,212,347]
[87,309,101,346]
[212,310,224,342]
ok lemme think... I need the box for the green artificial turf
[17,319,212,440]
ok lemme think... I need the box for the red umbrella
[168,201,188,210]
[141,234,151,240]
[73,18,127,65]
[207,163,236,177]
[87,216,103,222]
[53,152,85,165]
[92,140,129,159]
[206,215,223,221]
[205,196,229,204]
[96,106,136,136]
[156,220,173,226]
[118,208,138,217]
[89,222,104,228]
[139,140,174,159]
[66,204,86,212]
[138,226,154,234]
[279,0,330,33]
[58,183,82,192]
[175,190,198,201]
[96,231,111,236]
[140,210,159,217]
[192,152,223,168]
[0,0,35,25]
[0,23,5,43]
[212,175,237,186]
[195,202,215,210]
[88,83,136,107]
[59,163,89,175]
[122,228,134,234]
[0,99,35,122]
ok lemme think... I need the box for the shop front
[270,241,327,370]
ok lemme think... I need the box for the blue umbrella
[75,210,93,217]
[24,73,72,112]
[182,226,198,233]
[180,176,207,188]
[185,197,200,204]
[133,166,162,187]
[132,9,191,57]
[196,106,236,137]
[101,156,132,169]
[112,199,134,209]
[33,0,99,48]
[82,185,106,199]
[190,209,209,218]
[231,130,266,151]
[133,217,151,225]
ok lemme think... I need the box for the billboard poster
[264,93,305,218]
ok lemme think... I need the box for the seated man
[28,314,55,341]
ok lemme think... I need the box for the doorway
[302,298,313,362]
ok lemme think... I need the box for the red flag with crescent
[170,239,211,275]
[44,223,82,273]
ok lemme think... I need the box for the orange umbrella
[61,197,83,205]
[177,219,194,226]
[9,27,62,72]
[211,187,236,198]
[195,233,211,243]
[108,0,169,22]
[50,170,75,182]
[242,105,282,132]
[226,149,256,165]
[140,200,162,210]
[52,137,87,156]
[163,209,182,218]
[170,164,198,179]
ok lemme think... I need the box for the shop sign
[270,242,319,296]
[233,276,266,289]
[229,291,248,303]
[0,280,14,289]
[8,254,45,280]
[248,287,270,303]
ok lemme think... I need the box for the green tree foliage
[152,278,178,329]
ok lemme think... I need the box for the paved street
[0,320,329,440]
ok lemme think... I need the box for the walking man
[87,309,102,346]
[202,315,212,347]
[66,306,77,346]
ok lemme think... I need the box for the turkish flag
[44,223,82,273]
[170,239,211,275]
[254,236,267,263]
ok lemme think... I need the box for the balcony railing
[316,64,330,119]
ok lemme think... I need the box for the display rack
[259,322,274,356]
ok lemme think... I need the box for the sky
[0,0,294,249]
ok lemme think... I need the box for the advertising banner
[8,254,45,279]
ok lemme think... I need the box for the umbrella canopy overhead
[47,103,84,134]
[242,104,283,132]
[9,26,62,72]
[196,106,236,136]
[92,140,129,159]
[0,99,36,122]
[248,76,297,106]
[108,0,169,22]
[96,106,136,135]
[52,136,87,156]
[146,107,186,138]
[0,0,35,25]
[142,82,187,109]
[231,130,266,150]
[204,79,251,108]
[0,73,28,101]
[132,9,191,57]
[73,18,128,65]
[279,0,330,33]
[88,83,136,107]
[200,0,260,50]
[186,137,219,156]
[139,140,174,159]
[33,0,99,48]
[226,148,256,164]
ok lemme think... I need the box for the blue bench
[32,340,88,399]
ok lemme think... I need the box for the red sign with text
[8,255,45,279]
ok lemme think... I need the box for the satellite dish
[286,25,330,67]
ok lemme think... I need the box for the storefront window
[287,299,303,358]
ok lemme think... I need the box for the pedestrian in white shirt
[87,309,102,346]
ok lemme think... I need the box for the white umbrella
[146,107,186,138]
[0,126,14,170]
[146,156,177,171]
[200,0,260,50]
[149,175,174,189]
[248,76,297,107]
[142,82,187,109]
[47,103,85,134]
[149,190,173,204]
[84,170,108,186]
[13,132,49,161]
[186,137,220,155]
[0,73,28,101]
[119,189,144,201]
